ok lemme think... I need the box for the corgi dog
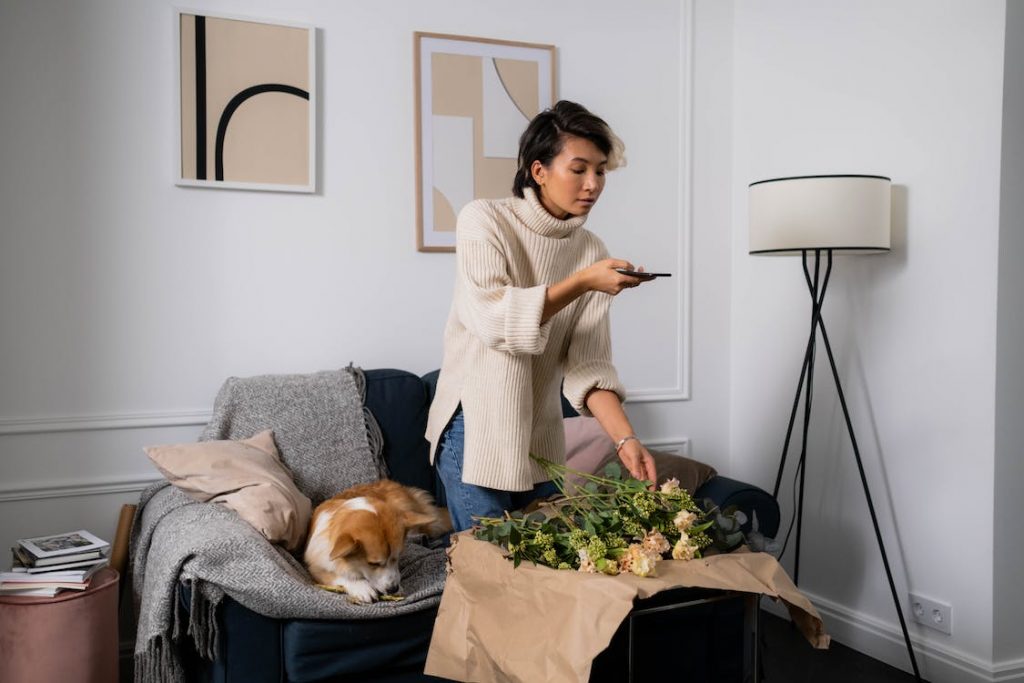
[304,479,449,603]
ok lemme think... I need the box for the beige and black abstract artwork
[416,34,555,251]
[179,13,314,191]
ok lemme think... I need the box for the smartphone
[615,268,672,278]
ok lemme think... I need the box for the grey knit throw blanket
[130,366,448,683]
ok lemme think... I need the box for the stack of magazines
[1,529,110,597]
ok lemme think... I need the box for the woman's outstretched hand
[579,258,650,295]
[617,438,658,485]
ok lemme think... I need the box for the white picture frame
[175,9,316,193]
[414,32,556,252]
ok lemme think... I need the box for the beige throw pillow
[145,430,312,551]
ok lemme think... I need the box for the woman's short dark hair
[512,100,625,198]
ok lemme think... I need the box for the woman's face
[531,135,607,219]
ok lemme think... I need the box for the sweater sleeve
[562,291,626,416]
[454,205,552,356]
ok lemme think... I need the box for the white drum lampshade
[749,175,891,255]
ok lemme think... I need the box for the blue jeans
[436,408,560,532]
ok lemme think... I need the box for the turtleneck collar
[512,187,588,239]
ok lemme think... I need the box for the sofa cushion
[282,605,440,682]
[563,415,618,474]
[363,369,436,498]
[145,430,311,551]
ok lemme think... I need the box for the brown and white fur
[304,480,449,603]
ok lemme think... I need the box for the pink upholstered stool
[0,568,119,683]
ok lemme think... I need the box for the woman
[426,100,657,533]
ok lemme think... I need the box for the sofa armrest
[178,583,283,683]
[693,475,780,539]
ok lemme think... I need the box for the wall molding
[995,658,1024,682]
[764,589,1023,683]
[0,475,162,503]
[643,437,690,456]
[0,409,210,436]
[623,0,693,403]
[0,403,689,439]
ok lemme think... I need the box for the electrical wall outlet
[909,593,953,635]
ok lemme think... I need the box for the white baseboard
[995,658,1024,682]
[762,589,1024,683]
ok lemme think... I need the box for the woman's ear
[531,160,547,186]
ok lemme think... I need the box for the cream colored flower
[659,478,681,493]
[577,548,597,573]
[672,538,696,561]
[595,558,620,576]
[673,510,697,532]
[627,544,659,577]
[642,530,670,555]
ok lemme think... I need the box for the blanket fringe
[135,634,185,683]
[346,363,388,479]
[137,579,221,682]
[187,580,222,661]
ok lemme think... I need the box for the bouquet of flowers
[473,455,745,578]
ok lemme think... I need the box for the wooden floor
[760,611,926,683]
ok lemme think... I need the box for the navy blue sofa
[178,368,780,682]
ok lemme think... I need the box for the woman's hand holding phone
[579,259,668,295]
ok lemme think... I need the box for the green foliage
[472,455,744,574]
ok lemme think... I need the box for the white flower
[577,548,597,573]
[673,510,697,532]
[642,530,670,555]
[672,538,696,561]
[659,478,681,493]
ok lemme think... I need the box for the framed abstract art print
[176,10,316,192]
[414,33,556,252]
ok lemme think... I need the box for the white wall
[994,0,1024,671]
[729,1,1009,681]
[0,0,730,566]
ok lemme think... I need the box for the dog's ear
[402,510,440,530]
[330,533,360,560]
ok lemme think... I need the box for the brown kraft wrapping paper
[424,533,829,683]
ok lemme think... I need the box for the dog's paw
[338,579,378,604]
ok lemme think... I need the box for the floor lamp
[748,174,921,682]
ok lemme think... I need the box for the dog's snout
[385,580,400,595]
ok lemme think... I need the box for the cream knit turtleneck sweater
[425,188,625,491]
